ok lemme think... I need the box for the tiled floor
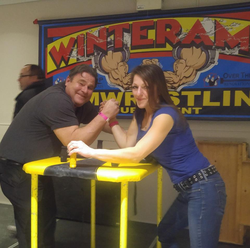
[0,203,249,248]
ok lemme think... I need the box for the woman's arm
[99,100,138,148]
[68,113,174,163]
[110,116,138,148]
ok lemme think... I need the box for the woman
[68,64,226,248]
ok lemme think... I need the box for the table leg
[157,167,163,248]
[90,180,96,248]
[120,181,128,248]
[31,174,38,248]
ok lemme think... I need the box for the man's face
[18,66,34,90]
[65,72,96,107]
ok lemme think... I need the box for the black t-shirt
[0,83,98,164]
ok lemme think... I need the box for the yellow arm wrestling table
[23,157,163,248]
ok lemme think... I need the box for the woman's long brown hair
[130,64,187,125]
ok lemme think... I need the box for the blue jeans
[158,172,227,248]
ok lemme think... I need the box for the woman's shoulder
[154,105,179,117]
[154,105,187,129]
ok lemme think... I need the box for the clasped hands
[67,99,119,159]
[99,98,119,120]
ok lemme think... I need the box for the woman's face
[131,75,151,110]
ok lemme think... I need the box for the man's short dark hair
[68,64,98,87]
[25,64,45,80]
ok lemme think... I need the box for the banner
[38,3,250,120]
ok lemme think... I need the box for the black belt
[173,165,217,192]
[0,157,23,166]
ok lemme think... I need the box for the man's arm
[54,114,107,145]
[54,99,119,145]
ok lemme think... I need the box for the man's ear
[65,76,71,86]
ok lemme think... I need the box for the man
[7,64,47,236]
[14,64,47,118]
[0,64,119,248]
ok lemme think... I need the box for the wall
[0,0,249,223]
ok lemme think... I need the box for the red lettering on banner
[156,19,181,47]
[235,27,250,55]
[215,21,240,49]
[182,20,214,47]
[86,27,107,56]
[131,20,155,49]
[108,23,130,49]
[77,34,85,57]
[48,19,250,70]
[215,21,250,55]
[49,37,76,68]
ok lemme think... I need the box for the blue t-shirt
[136,106,210,184]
